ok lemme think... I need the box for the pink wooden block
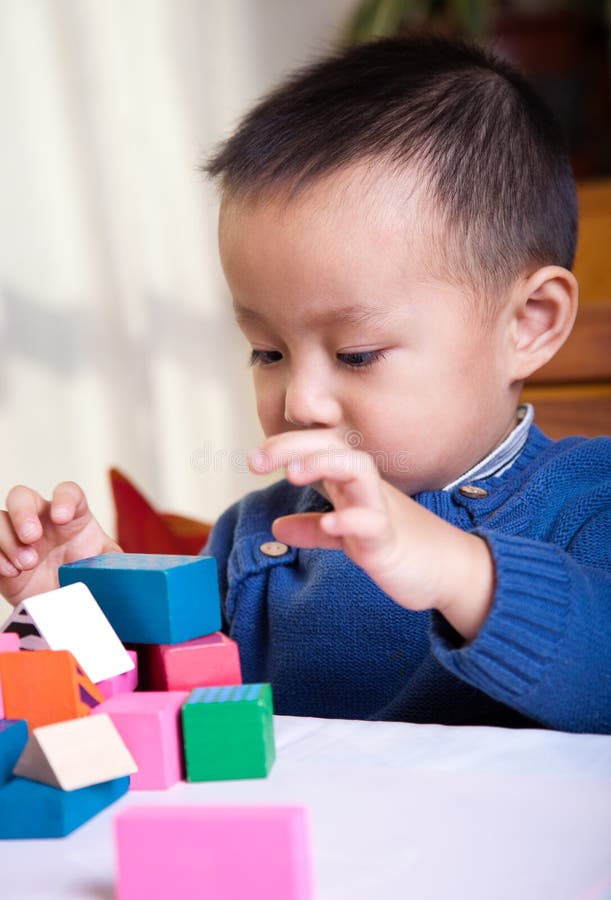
[96,650,139,698]
[0,632,20,717]
[92,691,188,790]
[115,805,313,900]
[148,632,242,691]
[0,633,20,653]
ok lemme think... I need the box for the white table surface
[1,715,610,900]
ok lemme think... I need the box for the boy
[0,37,609,733]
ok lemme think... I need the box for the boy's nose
[284,371,341,429]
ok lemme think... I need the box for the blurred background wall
[0,0,356,536]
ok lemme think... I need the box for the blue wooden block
[0,775,130,838]
[0,720,28,785]
[59,553,221,645]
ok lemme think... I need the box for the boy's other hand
[0,482,121,608]
[249,430,495,641]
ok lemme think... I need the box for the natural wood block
[1,582,134,683]
[0,649,104,732]
[115,805,313,900]
[59,553,221,645]
[148,633,242,691]
[13,713,137,791]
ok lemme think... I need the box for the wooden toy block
[0,774,130,839]
[0,720,28,785]
[0,649,104,732]
[115,805,313,900]
[182,683,275,782]
[96,649,139,698]
[0,632,20,718]
[59,553,221,644]
[13,713,137,790]
[0,633,20,652]
[147,632,242,691]
[1,582,135,683]
[0,605,46,649]
[92,691,188,790]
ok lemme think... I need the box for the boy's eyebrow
[233,302,395,328]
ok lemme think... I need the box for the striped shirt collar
[443,403,534,492]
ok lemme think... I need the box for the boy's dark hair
[205,35,578,300]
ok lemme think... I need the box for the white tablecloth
[1,715,610,899]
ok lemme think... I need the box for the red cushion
[108,468,212,555]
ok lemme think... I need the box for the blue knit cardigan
[206,425,611,733]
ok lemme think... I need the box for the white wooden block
[2,582,135,683]
[12,713,138,791]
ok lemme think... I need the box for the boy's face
[219,167,521,494]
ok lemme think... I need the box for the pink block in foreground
[0,632,20,717]
[92,691,188,790]
[148,632,242,691]
[115,805,313,900]
[96,650,139,698]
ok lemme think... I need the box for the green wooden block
[182,683,275,782]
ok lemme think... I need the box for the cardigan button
[459,484,488,498]
[259,540,289,557]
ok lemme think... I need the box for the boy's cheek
[254,389,282,437]
[258,412,286,440]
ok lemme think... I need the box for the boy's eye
[337,349,387,369]
[249,349,283,366]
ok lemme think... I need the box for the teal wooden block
[182,683,275,782]
[59,553,221,644]
[0,775,130,839]
[0,719,28,785]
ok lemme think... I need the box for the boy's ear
[509,265,578,382]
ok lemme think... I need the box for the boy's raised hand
[0,482,120,607]
[249,429,496,641]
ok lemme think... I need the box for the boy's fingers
[0,511,39,571]
[250,428,355,473]
[0,549,20,577]
[272,506,388,551]
[284,449,383,511]
[285,448,377,480]
[320,507,387,543]
[252,442,376,481]
[50,481,89,524]
[272,513,343,550]
[5,485,46,543]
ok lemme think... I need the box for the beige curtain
[0,0,355,556]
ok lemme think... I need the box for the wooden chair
[521,179,611,437]
[108,468,212,555]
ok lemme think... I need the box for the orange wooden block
[0,649,104,732]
